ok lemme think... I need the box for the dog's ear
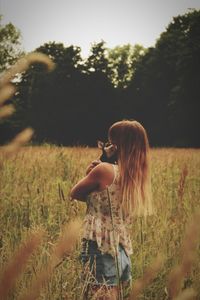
[105,144,117,158]
[97,140,104,149]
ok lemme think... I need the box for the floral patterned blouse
[83,164,133,257]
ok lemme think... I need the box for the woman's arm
[70,163,103,201]
[70,163,113,201]
[85,160,101,175]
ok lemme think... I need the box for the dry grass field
[0,145,200,300]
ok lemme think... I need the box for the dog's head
[98,141,117,164]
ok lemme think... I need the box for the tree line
[0,10,200,147]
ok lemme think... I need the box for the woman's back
[83,164,133,257]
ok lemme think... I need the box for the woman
[71,120,152,299]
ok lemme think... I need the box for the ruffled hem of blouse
[83,214,133,257]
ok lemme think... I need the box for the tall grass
[0,146,200,299]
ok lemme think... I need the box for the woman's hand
[86,160,101,175]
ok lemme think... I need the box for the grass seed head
[0,84,16,106]
[173,288,197,300]
[0,52,55,86]
[167,211,200,298]
[129,255,164,299]
[20,218,82,300]
[26,52,55,72]
[2,127,34,156]
[54,218,83,260]
[0,104,15,118]
[0,231,43,299]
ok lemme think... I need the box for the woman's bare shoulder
[89,162,115,188]
[91,162,114,173]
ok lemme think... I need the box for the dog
[98,141,117,164]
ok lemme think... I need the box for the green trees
[0,17,24,143]
[165,10,200,146]
[108,44,147,88]
[13,41,115,145]
[126,9,200,146]
[1,10,199,146]
[0,16,23,73]
[13,42,85,144]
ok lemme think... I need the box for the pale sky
[1,0,200,57]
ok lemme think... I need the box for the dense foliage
[0,10,200,147]
[0,15,23,73]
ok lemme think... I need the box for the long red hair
[109,120,152,216]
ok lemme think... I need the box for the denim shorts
[80,239,132,286]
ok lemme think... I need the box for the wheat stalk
[178,165,188,206]
[167,211,200,298]
[0,231,43,299]
[0,52,55,87]
[0,84,16,106]
[0,52,55,155]
[0,104,15,118]
[129,255,164,300]
[1,127,34,156]
[19,218,82,300]
[173,288,197,300]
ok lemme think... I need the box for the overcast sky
[1,0,200,57]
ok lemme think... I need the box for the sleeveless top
[83,164,133,257]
